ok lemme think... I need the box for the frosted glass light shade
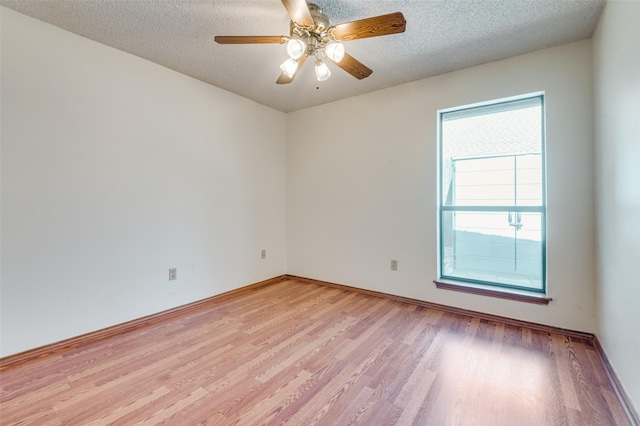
[325,42,345,62]
[280,58,299,78]
[315,59,331,81]
[286,38,306,60]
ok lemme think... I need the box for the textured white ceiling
[0,0,605,112]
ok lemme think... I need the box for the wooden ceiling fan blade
[330,12,406,41]
[276,73,294,85]
[214,36,287,44]
[281,0,314,27]
[327,53,372,80]
[276,55,308,84]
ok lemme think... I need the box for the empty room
[0,0,638,424]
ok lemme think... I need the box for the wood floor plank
[0,279,631,425]
[305,336,396,425]
[86,386,171,426]
[393,359,437,425]
[142,387,210,424]
[257,358,346,425]
[375,323,439,404]
[234,370,312,424]
[282,362,363,425]
[327,384,377,426]
[552,333,582,411]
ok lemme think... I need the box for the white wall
[0,7,287,357]
[288,40,596,332]
[593,0,640,413]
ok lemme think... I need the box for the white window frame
[437,93,547,294]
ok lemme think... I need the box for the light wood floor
[0,278,630,425]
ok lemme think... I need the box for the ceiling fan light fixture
[315,57,331,81]
[286,37,306,60]
[324,41,345,62]
[280,58,299,78]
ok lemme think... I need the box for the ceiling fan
[214,0,406,84]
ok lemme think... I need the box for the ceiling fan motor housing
[307,4,330,33]
[289,3,334,54]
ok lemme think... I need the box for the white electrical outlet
[261,249,266,259]
[391,259,398,271]
[169,268,177,280]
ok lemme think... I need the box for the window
[438,94,546,293]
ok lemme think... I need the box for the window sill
[433,279,552,305]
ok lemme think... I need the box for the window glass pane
[441,101,542,159]
[441,98,543,206]
[441,210,544,290]
[515,154,543,206]
[446,154,543,207]
[452,156,514,206]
